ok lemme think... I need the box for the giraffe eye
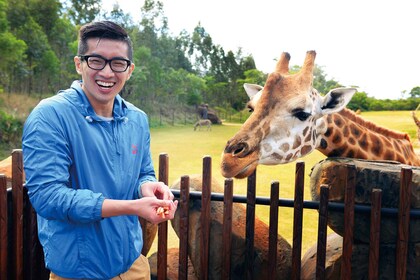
[247,106,254,113]
[293,111,311,121]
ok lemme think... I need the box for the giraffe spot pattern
[301,145,312,156]
[320,138,328,149]
[292,136,302,149]
[280,143,290,153]
[272,153,283,161]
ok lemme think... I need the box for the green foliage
[1,0,419,117]
[66,0,100,25]
[0,110,23,144]
[409,86,420,98]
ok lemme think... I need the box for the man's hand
[141,181,174,200]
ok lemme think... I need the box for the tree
[66,0,100,25]
[0,0,27,90]
[29,0,61,39]
[409,86,420,98]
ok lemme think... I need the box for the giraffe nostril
[232,143,248,157]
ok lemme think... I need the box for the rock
[139,217,157,256]
[149,247,198,280]
[170,174,292,279]
[301,233,420,279]
[310,158,420,243]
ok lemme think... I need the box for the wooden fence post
[396,167,412,280]
[245,170,256,280]
[316,185,329,280]
[368,189,382,280]
[12,149,24,280]
[178,175,190,280]
[341,164,356,279]
[0,175,7,280]
[200,156,212,280]
[269,181,279,280]
[292,161,305,280]
[157,153,169,280]
[222,178,233,279]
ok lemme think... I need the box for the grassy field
[147,111,420,256]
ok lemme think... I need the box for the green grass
[147,111,420,256]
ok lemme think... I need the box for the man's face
[74,38,135,116]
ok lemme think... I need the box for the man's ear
[320,88,357,115]
[126,63,135,81]
[74,56,82,75]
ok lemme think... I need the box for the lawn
[147,110,420,256]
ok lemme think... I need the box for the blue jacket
[22,81,157,279]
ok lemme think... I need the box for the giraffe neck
[412,112,420,128]
[317,108,420,166]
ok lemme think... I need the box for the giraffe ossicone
[221,50,420,179]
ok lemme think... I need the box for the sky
[102,0,420,100]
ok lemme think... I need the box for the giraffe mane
[339,108,411,141]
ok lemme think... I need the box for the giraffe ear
[320,88,357,115]
[244,83,264,100]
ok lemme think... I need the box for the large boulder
[310,158,420,243]
[170,174,292,279]
[301,233,420,279]
[149,248,198,280]
[139,218,157,256]
[197,104,222,124]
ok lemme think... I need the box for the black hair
[77,21,133,61]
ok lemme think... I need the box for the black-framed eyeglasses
[79,55,131,73]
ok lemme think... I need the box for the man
[22,21,177,279]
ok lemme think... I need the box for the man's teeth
[97,81,114,87]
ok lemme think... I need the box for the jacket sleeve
[136,118,157,198]
[22,104,104,224]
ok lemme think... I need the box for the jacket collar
[64,80,128,122]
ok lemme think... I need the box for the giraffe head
[221,51,356,178]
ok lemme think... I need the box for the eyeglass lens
[86,56,129,72]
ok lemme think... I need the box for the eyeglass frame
[78,54,132,73]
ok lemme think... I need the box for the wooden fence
[0,150,416,279]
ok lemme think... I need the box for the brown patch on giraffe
[384,150,395,161]
[351,125,361,139]
[348,137,356,145]
[332,132,341,144]
[304,132,312,143]
[359,133,368,150]
[320,138,328,149]
[329,147,347,157]
[324,127,332,137]
[292,136,302,149]
[347,150,355,158]
[285,153,293,161]
[303,127,309,138]
[343,126,349,137]
[280,143,290,153]
[369,134,382,156]
[312,130,317,145]
[333,115,344,127]
[263,143,272,153]
[271,153,283,161]
[301,145,312,156]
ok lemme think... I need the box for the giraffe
[221,51,420,179]
[411,111,420,143]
